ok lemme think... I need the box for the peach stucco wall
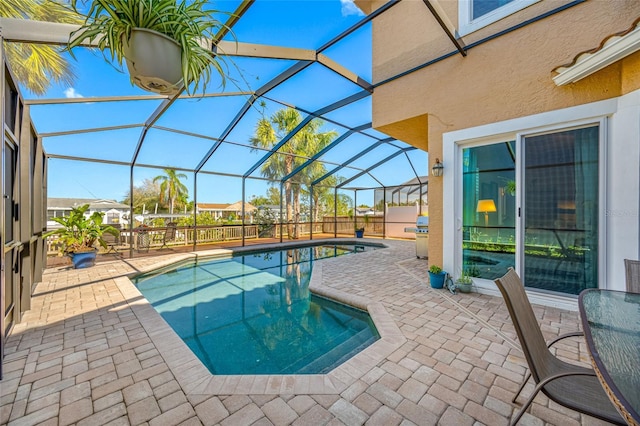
[356,0,640,267]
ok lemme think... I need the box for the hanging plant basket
[123,28,184,95]
[66,0,232,96]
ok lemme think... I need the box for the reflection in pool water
[133,244,380,375]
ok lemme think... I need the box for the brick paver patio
[0,239,616,425]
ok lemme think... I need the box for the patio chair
[160,222,177,248]
[102,223,121,255]
[624,258,640,293]
[494,268,625,426]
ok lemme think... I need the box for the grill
[404,216,429,259]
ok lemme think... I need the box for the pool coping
[115,239,406,395]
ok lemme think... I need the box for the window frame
[458,0,540,37]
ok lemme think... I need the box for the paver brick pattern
[0,240,617,425]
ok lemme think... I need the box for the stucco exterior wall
[359,0,640,267]
[371,0,640,141]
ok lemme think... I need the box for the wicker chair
[624,259,640,293]
[494,268,625,425]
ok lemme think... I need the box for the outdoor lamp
[431,158,444,177]
[476,199,497,227]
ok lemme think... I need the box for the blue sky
[28,0,427,206]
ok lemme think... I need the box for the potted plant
[355,214,370,238]
[66,0,232,95]
[455,273,474,293]
[44,204,120,269]
[428,264,447,289]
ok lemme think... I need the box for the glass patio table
[579,289,640,426]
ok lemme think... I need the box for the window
[472,0,516,20]
[47,210,67,220]
[459,0,539,36]
[107,212,119,224]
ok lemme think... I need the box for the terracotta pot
[123,28,184,95]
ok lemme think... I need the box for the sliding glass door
[461,124,600,295]
[462,142,516,280]
[523,126,599,294]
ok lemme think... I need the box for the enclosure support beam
[193,175,198,251]
[280,123,372,184]
[422,0,466,57]
[311,139,391,187]
[244,90,371,179]
[195,59,314,173]
[383,186,387,238]
[241,178,246,247]
[334,189,338,239]
[337,147,417,189]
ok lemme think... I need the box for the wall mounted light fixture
[431,158,444,177]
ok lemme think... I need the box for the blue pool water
[133,244,380,375]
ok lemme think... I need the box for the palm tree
[153,169,189,215]
[302,175,349,222]
[1,0,81,95]
[250,108,337,239]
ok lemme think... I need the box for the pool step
[285,328,378,375]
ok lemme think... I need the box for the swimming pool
[133,243,380,375]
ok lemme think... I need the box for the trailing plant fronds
[67,0,235,94]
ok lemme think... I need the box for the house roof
[399,176,428,186]
[226,201,256,212]
[197,203,231,210]
[47,198,129,210]
[553,16,640,85]
[196,201,256,212]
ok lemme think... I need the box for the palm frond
[5,42,76,95]
[1,0,81,94]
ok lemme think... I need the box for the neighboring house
[196,203,232,220]
[255,205,313,223]
[47,198,130,229]
[257,205,283,221]
[355,207,376,216]
[356,0,640,307]
[196,201,256,221]
[383,176,428,207]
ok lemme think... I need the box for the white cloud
[64,87,84,98]
[340,0,364,17]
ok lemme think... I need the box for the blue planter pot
[70,251,97,269]
[428,271,447,289]
[355,229,364,238]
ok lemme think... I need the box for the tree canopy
[153,169,189,215]
[250,107,337,238]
